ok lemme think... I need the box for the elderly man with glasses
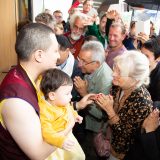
[73,41,113,160]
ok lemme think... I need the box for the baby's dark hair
[40,69,73,99]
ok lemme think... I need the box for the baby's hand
[62,139,75,151]
[75,115,83,124]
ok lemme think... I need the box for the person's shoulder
[103,62,113,72]
[120,45,127,52]
[2,98,37,116]
[137,85,150,95]
[97,62,113,78]
[132,85,153,107]
[1,98,39,128]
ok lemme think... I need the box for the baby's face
[52,85,73,107]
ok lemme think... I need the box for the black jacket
[124,127,160,160]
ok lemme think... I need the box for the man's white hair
[81,41,105,65]
[69,12,88,30]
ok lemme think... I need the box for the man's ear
[34,50,44,63]
[122,33,126,41]
[48,92,55,101]
[95,61,101,68]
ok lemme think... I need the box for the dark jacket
[124,127,160,160]
[148,62,160,102]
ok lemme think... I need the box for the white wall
[32,0,73,21]
[44,0,73,21]
[32,0,44,21]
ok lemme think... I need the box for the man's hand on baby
[62,139,75,151]
[75,115,83,124]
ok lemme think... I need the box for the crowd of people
[0,0,160,160]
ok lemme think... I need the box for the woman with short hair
[96,50,152,160]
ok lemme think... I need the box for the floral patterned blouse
[110,85,153,156]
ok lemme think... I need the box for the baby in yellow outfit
[39,69,85,160]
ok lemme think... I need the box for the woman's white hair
[69,12,88,30]
[113,50,150,87]
[81,41,105,65]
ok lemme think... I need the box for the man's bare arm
[2,98,56,160]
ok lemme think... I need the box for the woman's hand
[76,93,95,110]
[95,94,116,118]
[142,109,160,133]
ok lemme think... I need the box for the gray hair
[35,12,55,30]
[114,50,150,87]
[81,41,105,64]
[69,12,87,30]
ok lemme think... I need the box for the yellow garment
[39,96,78,148]
[33,74,85,159]
[46,132,85,160]
[0,100,6,128]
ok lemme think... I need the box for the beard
[70,32,81,41]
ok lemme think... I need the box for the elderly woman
[96,51,153,160]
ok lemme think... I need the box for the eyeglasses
[77,56,96,66]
